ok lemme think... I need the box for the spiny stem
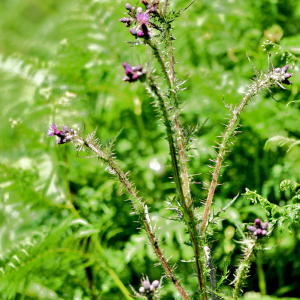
[147,76,206,300]
[204,246,215,300]
[147,37,207,298]
[232,241,255,300]
[200,75,279,237]
[162,0,168,15]
[81,140,190,300]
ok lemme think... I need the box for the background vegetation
[0,0,300,299]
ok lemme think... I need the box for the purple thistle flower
[47,123,61,137]
[122,62,145,82]
[137,13,150,25]
[248,218,269,239]
[273,65,293,86]
[47,123,77,145]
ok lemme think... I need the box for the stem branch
[82,141,190,300]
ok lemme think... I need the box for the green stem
[200,75,279,237]
[82,140,190,300]
[147,75,206,299]
[147,38,207,298]
[232,241,255,300]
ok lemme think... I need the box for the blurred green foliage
[0,0,300,299]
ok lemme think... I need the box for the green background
[0,0,300,299]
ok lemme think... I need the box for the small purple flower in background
[120,2,153,39]
[122,62,145,82]
[248,218,268,239]
[138,279,160,295]
[47,123,62,137]
[47,123,76,145]
[273,65,293,86]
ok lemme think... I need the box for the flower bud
[129,28,137,36]
[139,286,145,293]
[142,280,151,290]
[255,218,261,227]
[152,280,159,288]
[137,7,143,14]
[261,221,268,230]
[255,229,262,235]
[248,225,256,233]
[125,3,132,10]
[119,17,130,23]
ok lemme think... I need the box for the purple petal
[282,65,289,72]
[47,123,57,137]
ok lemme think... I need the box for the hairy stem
[204,246,215,300]
[162,0,168,15]
[147,76,206,299]
[232,241,255,300]
[81,141,190,300]
[201,75,279,236]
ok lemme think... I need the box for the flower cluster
[119,2,157,39]
[122,62,146,82]
[248,218,268,239]
[139,279,160,295]
[271,65,293,86]
[47,123,77,145]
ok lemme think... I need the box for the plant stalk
[200,75,279,237]
[147,75,206,299]
[232,241,255,300]
[82,141,190,300]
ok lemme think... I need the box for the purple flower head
[273,65,293,86]
[248,218,269,239]
[137,13,150,25]
[47,123,61,137]
[47,123,76,145]
[122,62,145,83]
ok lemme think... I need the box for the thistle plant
[2,0,300,299]
[43,1,299,299]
